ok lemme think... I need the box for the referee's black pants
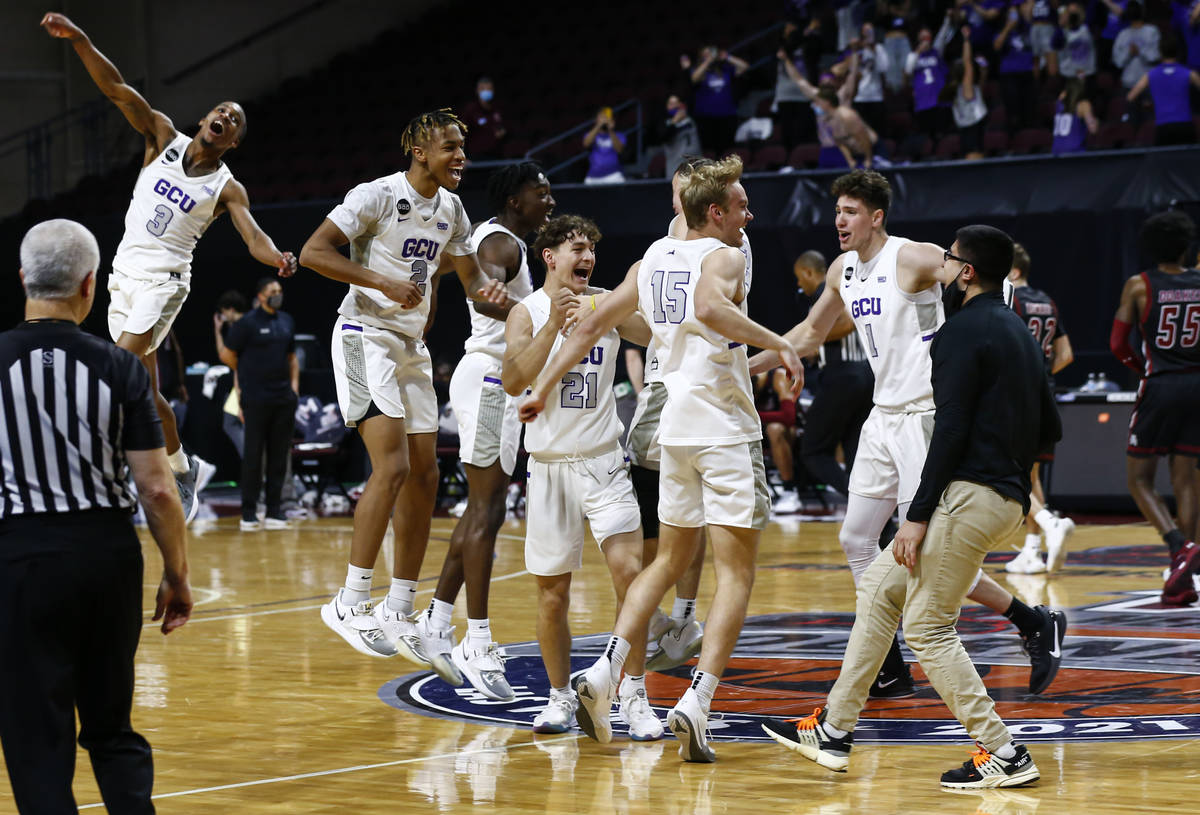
[241,395,297,521]
[0,512,154,814]
[801,361,874,497]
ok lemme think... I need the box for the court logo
[381,605,1200,744]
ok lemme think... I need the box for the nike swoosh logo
[1048,619,1061,659]
[336,605,346,622]
[876,677,898,688]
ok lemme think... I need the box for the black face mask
[941,272,967,316]
[266,294,283,310]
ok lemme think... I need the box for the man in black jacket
[763,225,1061,790]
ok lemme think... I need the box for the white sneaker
[192,454,217,496]
[533,690,578,734]
[372,602,430,667]
[618,680,664,741]
[416,614,464,686]
[1005,546,1046,575]
[239,518,261,531]
[320,592,397,658]
[449,498,468,518]
[772,489,803,515]
[1044,516,1075,573]
[571,662,616,743]
[666,691,715,762]
[647,619,704,672]
[646,609,673,645]
[263,516,292,530]
[452,639,514,701]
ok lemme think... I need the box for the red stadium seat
[1011,128,1053,154]
[1133,121,1156,146]
[934,134,961,160]
[748,144,787,172]
[788,143,821,169]
[644,152,667,178]
[986,106,1007,131]
[983,130,1009,156]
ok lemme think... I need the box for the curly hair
[679,154,744,229]
[400,109,467,156]
[532,214,602,257]
[1140,210,1196,264]
[486,161,546,215]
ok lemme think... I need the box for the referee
[0,219,192,814]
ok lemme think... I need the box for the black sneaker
[940,743,1040,789]
[869,636,916,698]
[761,707,853,772]
[1021,606,1066,695]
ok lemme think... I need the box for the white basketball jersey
[638,236,760,447]
[643,220,753,386]
[463,220,534,359]
[840,236,944,412]
[522,288,622,459]
[111,133,233,283]
[327,171,473,338]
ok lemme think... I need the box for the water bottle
[1081,373,1097,392]
[1096,372,1118,392]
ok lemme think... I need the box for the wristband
[590,295,596,311]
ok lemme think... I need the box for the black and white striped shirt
[0,320,163,520]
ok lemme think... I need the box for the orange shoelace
[969,744,994,768]
[784,708,823,730]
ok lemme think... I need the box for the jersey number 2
[145,204,173,237]
[410,259,428,296]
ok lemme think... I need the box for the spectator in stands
[583,107,626,184]
[1052,77,1100,153]
[776,20,820,148]
[849,22,890,137]
[1098,0,1129,70]
[995,3,1037,130]
[1128,36,1200,145]
[461,77,507,160]
[779,50,876,168]
[663,96,702,179]
[1113,3,1160,93]
[213,289,249,457]
[943,25,989,159]
[220,277,298,531]
[689,45,750,155]
[962,0,1006,61]
[1054,3,1096,79]
[1030,0,1061,80]
[1171,0,1200,73]
[906,22,953,139]
[881,2,917,92]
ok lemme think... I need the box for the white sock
[620,674,646,697]
[386,579,417,614]
[550,684,573,700]
[341,565,373,605]
[689,669,719,711]
[994,742,1017,760]
[598,635,631,684]
[822,719,849,738]
[428,598,454,630]
[1033,508,1056,533]
[467,618,491,647]
[670,597,696,624]
[168,448,189,474]
[1023,533,1042,552]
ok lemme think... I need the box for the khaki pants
[826,480,1024,751]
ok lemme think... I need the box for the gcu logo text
[401,238,440,260]
[850,297,882,319]
[151,178,197,213]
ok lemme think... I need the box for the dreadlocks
[400,108,468,155]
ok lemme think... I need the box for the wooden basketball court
[4,514,1195,814]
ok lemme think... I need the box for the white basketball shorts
[331,317,437,432]
[524,446,642,576]
[626,381,666,469]
[847,406,935,503]
[106,271,189,353]
[449,351,521,475]
[659,440,769,530]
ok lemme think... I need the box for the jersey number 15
[650,270,690,324]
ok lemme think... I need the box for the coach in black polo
[0,219,192,813]
[221,276,298,530]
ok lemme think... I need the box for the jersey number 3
[145,204,173,237]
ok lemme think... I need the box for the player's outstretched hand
[381,278,423,310]
[277,251,298,278]
[477,278,508,306]
[40,12,82,39]
[517,392,545,423]
[892,520,928,573]
[153,572,193,635]
[778,342,805,397]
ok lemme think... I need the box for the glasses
[944,249,972,266]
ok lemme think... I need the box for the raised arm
[220,179,297,276]
[776,49,819,99]
[40,13,175,157]
[519,265,640,422]
[961,29,977,99]
[751,265,847,374]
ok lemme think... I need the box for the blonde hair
[679,154,743,229]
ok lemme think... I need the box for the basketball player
[502,214,661,740]
[1006,243,1077,575]
[300,110,507,671]
[750,170,1066,696]
[413,163,554,701]
[41,12,297,521]
[1111,210,1200,605]
[520,156,804,761]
